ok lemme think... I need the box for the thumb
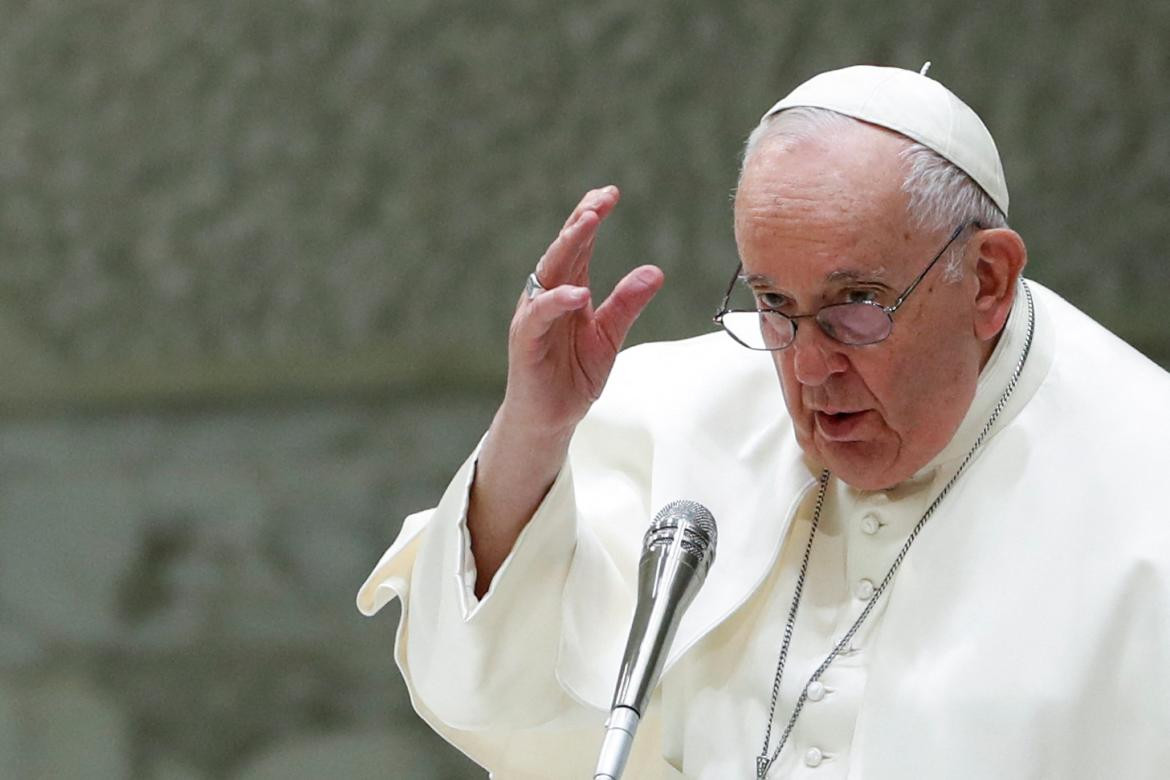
[593,265,665,352]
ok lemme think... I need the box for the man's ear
[971,228,1027,341]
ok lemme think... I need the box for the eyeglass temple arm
[713,262,744,322]
[888,221,981,313]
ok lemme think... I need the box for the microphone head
[642,499,718,575]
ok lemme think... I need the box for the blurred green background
[0,0,1166,777]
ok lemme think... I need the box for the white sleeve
[357,437,589,723]
[355,339,710,777]
[357,442,641,778]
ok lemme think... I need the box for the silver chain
[756,282,1036,779]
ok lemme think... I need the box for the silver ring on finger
[525,272,547,301]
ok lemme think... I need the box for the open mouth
[814,410,869,441]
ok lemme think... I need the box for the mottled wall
[0,398,497,778]
[1,0,1167,777]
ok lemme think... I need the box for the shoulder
[611,330,773,380]
[1022,280,1170,481]
[595,331,787,431]
[1033,282,1169,388]
[1030,281,1170,420]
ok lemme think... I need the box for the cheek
[873,353,931,426]
[869,320,977,438]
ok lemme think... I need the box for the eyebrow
[740,267,891,286]
[739,271,774,285]
[827,267,889,284]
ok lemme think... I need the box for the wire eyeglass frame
[712,221,983,350]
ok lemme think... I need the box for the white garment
[668,282,1034,779]
[359,281,1170,779]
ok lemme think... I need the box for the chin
[795,424,909,490]
[816,440,904,491]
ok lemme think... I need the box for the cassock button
[855,578,875,601]
[860,514,880,535]
[806,681,826,702]
[804,747,824,768]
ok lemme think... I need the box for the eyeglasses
[713,221,979,350]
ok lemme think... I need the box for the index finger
[561,185,621,231]
[535,208,601,288]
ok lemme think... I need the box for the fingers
[539,186,619,283]
[516,284,591,344]
[533,186,621,291]
[534,210,599,289]
[561,185,620,231]
[593,265,665,352]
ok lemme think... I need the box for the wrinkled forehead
[734,123,916,249]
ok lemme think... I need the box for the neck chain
[755,282,1036,779]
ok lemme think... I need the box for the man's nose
[790,323,849,386]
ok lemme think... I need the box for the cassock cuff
[454,449,577,622]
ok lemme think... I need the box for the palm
[503,187,663,435]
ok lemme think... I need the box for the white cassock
[358,280,1170,779]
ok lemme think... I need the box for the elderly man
[359,66,1170,778]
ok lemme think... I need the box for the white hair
[739,107,1008,280]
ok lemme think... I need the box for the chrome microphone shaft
[593,500,717,780]
[610,533,707,715]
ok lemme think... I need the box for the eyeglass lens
[816,303,892,345]
[722,303,893,350]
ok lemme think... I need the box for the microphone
[593,500,718,780]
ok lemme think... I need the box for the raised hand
[468,186,664,595]
[502,185,664,438]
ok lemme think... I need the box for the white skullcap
[763,64,1009,216]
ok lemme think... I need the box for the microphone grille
[645,499,718,568]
